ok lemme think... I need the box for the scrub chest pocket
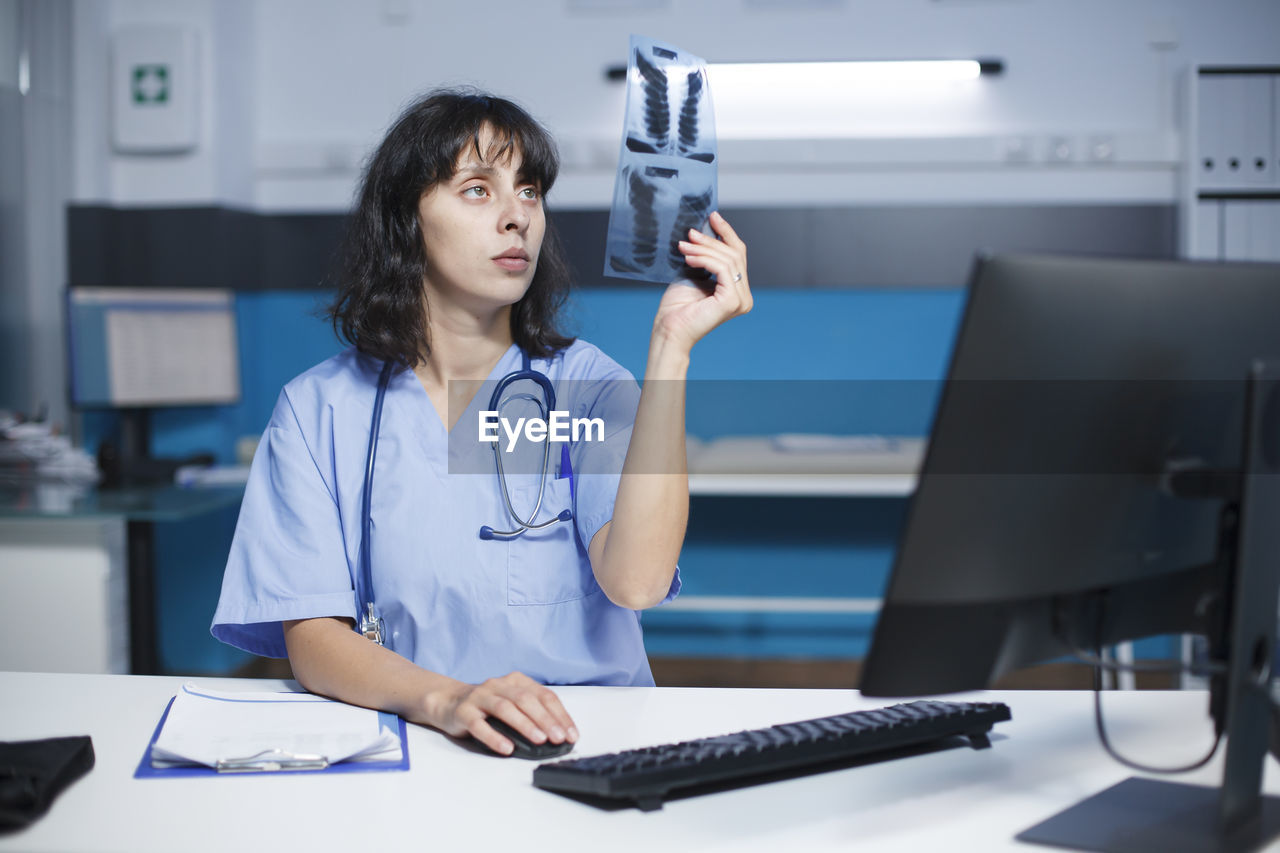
[506,478,597,605]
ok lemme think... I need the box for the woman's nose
[501,195,529,232]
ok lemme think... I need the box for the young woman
[212,89,751,756]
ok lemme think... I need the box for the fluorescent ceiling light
[603,58,1003,138]
[605,58,1002,85]
[710,59,988,89]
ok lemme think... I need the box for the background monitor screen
[66,287,241,409]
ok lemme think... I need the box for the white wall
[70,0,1280,210]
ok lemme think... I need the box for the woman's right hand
[433,671,579,756]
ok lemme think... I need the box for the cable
[1092,677,1224,773]
[1080,594,1226,774]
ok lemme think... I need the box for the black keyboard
[532,699,1011,811]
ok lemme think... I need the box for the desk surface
[2,672,1278,852]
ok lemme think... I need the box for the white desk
[2,672,1278,852]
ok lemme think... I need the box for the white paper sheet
[150,683,401,769]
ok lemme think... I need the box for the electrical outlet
[1088,135,1115,163]
[1046,135,1075,164]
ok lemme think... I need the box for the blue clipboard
[134,693,410,779]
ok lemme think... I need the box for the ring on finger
[732,272,743,282]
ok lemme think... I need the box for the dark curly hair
[326,88,575,368]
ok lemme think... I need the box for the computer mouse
[484,716,574,760]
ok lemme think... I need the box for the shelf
[689,473,915,497]
[687,435,924,498]
[660,595,881,614]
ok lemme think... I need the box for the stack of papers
[146,683,404,773]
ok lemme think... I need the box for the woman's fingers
[535,688,580,742]
[708,209,746,250]
[460,673,578,755]
[470,714,516,755]
[679,237,741,279]
[680,212,748,290]
[660,210,753,346]
[678,234,752,316]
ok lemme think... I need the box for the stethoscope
[356,351,575,644]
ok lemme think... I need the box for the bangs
[430,93,559,192]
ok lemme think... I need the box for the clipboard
[134,692,410,779]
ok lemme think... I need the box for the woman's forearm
[591,332,691,609]
[283,616,461,728]
[283,617,580,754]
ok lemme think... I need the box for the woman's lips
[493,256,529,271]
[493,249,530,272]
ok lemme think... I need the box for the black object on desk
[0,736,95,832]
[484,716,574,760]
[533,699,1010,811]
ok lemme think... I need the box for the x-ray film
[604,35,717,284]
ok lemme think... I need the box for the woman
[211,89,751,756]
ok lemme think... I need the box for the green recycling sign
[131,64,170,105]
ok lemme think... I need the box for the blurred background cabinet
[1182,65,1280,262]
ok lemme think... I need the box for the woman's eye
[519,187,540,200]
[463,186,487,198]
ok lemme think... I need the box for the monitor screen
[857,251,1280,848]
[66,287,241,409]
[860,252,1280,698]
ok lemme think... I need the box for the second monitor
[860,252,1280,851]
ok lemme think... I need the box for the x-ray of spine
[605,35,717,284]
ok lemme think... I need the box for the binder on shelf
[134,682,409,778]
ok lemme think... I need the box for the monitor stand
[1019,361,1280,853]
[1018,778,1280,853]
[97,408,212,488]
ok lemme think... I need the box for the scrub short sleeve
[210,391,357,657]
[568,365,681,607]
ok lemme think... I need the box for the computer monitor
[859,253,1280,851]
[65,287,241,485]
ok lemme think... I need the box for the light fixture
[604,58,1004,84]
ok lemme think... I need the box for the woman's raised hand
[654,211,753,353]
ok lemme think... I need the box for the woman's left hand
[654,211,753,352]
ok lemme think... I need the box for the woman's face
[416,127,546,318]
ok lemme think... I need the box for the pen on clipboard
[215,748,330,773]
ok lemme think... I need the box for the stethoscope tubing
[355,352,575,644]
[358,360,395,630]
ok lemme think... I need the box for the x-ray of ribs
[636,49,669,150]
[677,70,714,163]
[668,187,714,275]
[608,169,661,274]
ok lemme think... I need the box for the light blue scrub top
[211,340,679,686]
